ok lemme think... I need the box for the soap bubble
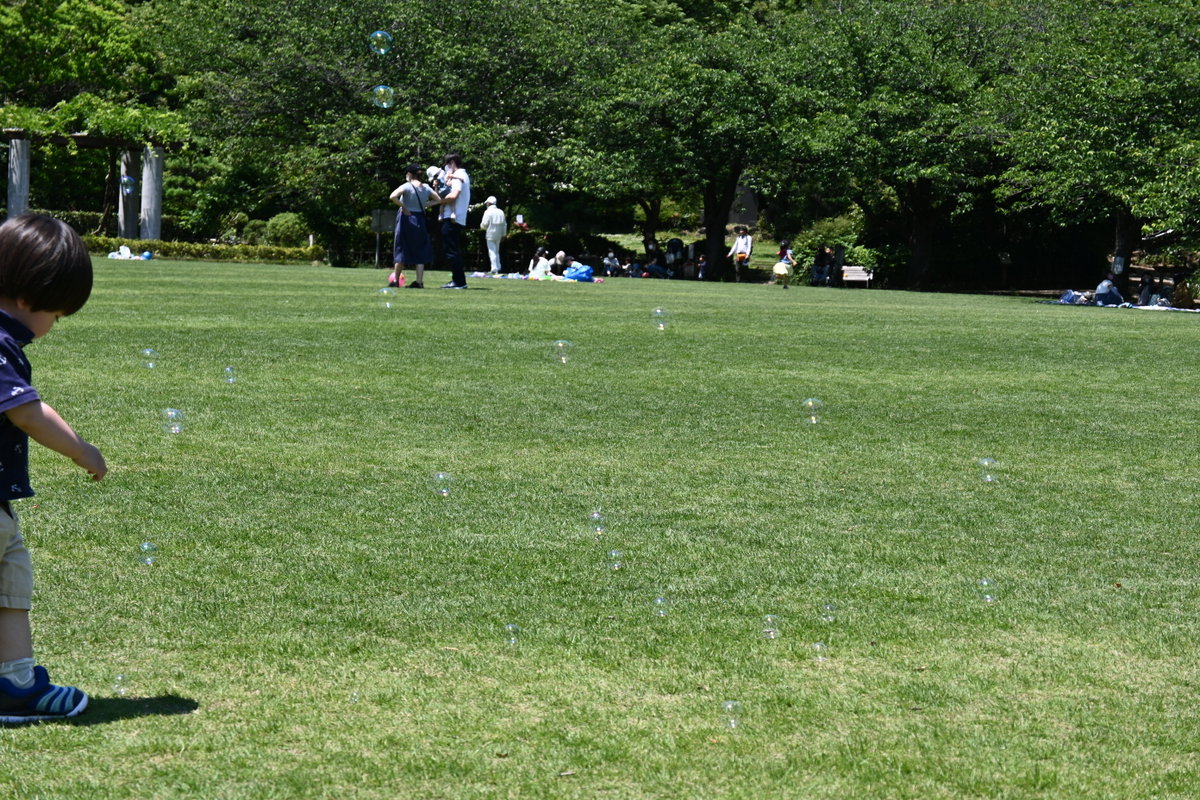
[548,339,573,364]
[651,307,671,330]
[350,691,361,703]
[430,471,454,497]
[120,176,136,196]
[652,596,671,616]
[138,541,158,565]
[812,641,828,662]
[368,29,393,55]
[161,408,184,434]
[377,286,398,309]
[587,509,606,537]
[819,602,837,623]
[223,366,236,384]
[607,549,624,570]
[370,85,396,109]
[140,347,159,368]
[802,398,823,424]
[721,700,743,729]
[113,674,129,696]
[978,458,998,483]
[761,614,781,639]
[979,578,997,603]
[503,623,521,645]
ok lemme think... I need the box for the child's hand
[74,442,107,481]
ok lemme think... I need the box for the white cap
[426,165,441,180]
[485,196,497,205]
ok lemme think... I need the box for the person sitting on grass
[1094,273,1124,305]
[0,214,107,724]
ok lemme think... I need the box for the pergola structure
[3,128,165,240]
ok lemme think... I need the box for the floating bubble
[370,84,396,109]
[138,541,158,565]
[812,641,828,662]
[607,549,624,570]
[548,339,573,364]
[377,286,398,309]
[503,623,521,645]
[224,366,236,384]
[140,347,159,368]
[820,602,837,623]
[651,307,671,331]
[119,175,136,196]
[761,614,781,640]
[802,398,823,424]
[652,596,671,617]
[721,700,743,729]
[979,577,997,603]
[368,29,393,55]
[161,408,184,434]
[587,509,606,537]
[350,691,361,703]
[113,674,129,696]
[978,458,998,483]
[430,471,454,497]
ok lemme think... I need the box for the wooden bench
[841,266,874,287]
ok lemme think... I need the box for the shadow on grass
[4,694,199,727]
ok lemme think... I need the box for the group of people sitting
[1059,272,1186,308]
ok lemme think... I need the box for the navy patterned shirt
[0,310,39,499]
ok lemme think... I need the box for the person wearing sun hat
[479,196,508,274]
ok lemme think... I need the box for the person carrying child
[0,214,107,723]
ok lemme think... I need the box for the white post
[139,145,164,241]
[118,149,140,239]
[7,136,30,217]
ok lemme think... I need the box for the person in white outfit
[479,196,508,274]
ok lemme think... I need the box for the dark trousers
[441,219,467,286]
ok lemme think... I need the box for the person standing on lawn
[0,214,107,723]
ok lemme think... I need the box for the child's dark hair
[0,214,92,315]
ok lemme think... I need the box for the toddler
[0,214,107,723]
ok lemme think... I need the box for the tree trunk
[1112,205,1140,297]
[701,168,743,281]
[638,196,662,247]
[906,178,935,289]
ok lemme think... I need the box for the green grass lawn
[3,261,1200,798]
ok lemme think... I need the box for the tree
[144,0,629,263]
[564,12,814,278]
[996,0,1200,288]
[0,0,183,215]
[795,0,1029,287]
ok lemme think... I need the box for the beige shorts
[0,505,32,610]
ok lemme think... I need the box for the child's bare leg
[0,608,33,662]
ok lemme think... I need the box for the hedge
[84,236,324,264]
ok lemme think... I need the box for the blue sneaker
[0,666,88,723]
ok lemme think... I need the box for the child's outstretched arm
[6,400,106,481]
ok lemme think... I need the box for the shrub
[267,212,309,247]
[243,219,268,246]
[84,235,324,264]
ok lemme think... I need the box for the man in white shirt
[438,153,471,289]
[479,196,507,274]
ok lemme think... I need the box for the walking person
[438,153,471,289]
[479,196,507,274]
[388,163,440,289]
[727,226,752,282]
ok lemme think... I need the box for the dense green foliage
[3,0,1199,281]
[3,264,1200,796]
